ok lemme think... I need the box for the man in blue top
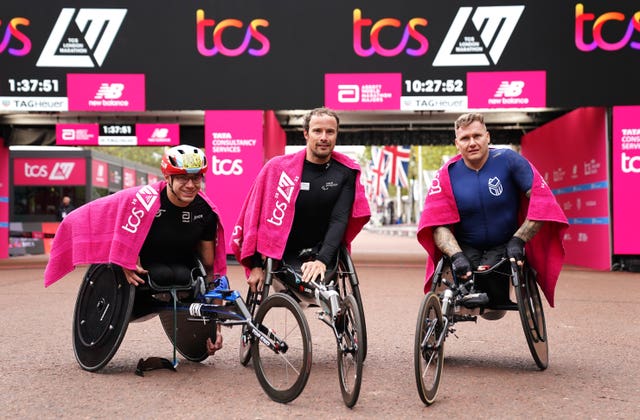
[433,113,544,307]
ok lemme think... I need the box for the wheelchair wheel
[414,292,445,405]
[73,264,135,372]
[239,283,272,366]
[337,250,368,362]
[158,309,215,363]
[337,294,364,408]
[514,264,548,370]
[252,293,312,403]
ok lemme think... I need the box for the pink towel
[44,181,226,287]
[417,154,568,307]
[230,149,370,268]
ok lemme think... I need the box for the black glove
[506,236,526,263]
[450,252,472,278]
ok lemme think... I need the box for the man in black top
[240,107,365,291]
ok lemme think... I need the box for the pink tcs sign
[13,158,86,186]
[522,107,610,270]
[467,71,546,109]
[612,106,640,254]
[325,73,401,110]
[205,111,265,251]
[67,73,145,111]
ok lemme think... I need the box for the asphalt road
[1,231,638,419]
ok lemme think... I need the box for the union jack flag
[382,145,410,187]
[368,146,389,202]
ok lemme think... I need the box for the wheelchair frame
[238,245,366,408]
[72,263,313,404]
[414,257,548,406]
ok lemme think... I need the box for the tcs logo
[196,9,270,57]
[0,17,31,56]
[621,152,640,173]
[353,8,428,57]
[575,3,640,51]
[210,155,243,175]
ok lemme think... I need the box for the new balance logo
[37,8,127,67]
[433,5,524,67]
[95,83,125,99]
[494,81,524,98]
[150,128,169,139]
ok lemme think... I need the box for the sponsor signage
[13,157,86,186]
[522,107,610,270]
[136,124,179,146]
[325,73,401,110]
[92,160,108,188]
[122,167,136,188]
[1,2,639,109]
[108,164,122,190]
[467,71,546,109]
[56,123,175,146]
[612,106,640,254]
[204,110,264,248]
[67,73,145,111]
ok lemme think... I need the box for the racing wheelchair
[414,256,548,405]
[72,260,312,403]
[238,245,366,408]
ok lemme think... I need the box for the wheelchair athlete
[230,107,370,291]
[417,113,568,308]
[121,145,225,356]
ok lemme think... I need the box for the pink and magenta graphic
[325,73,401,110]
[67,74,145,111]
[467,71,546,109]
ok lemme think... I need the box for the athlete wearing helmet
[123,145,224,356]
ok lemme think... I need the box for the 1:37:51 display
[7,78,60,93]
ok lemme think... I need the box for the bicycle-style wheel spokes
[515,265,548,370]
[252,293,312,403]
[337,294,364,408]
[414,292,444,406]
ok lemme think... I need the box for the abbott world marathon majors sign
[1,1,639,111]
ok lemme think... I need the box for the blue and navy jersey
[448,148,533,249]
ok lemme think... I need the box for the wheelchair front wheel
[252,293,312,403]
[515,265,548,370]
[414,292,445,406]
[337,252,368,362]
[337,294,364,408]
[73,264,135,372]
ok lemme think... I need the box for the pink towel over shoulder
[230,149,370,268]
[417,154,568,307]
[44,181,226,287]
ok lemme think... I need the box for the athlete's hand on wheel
[450,252,472,279]
[506,236,526,266]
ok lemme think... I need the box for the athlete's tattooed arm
[433,226,463,257]
[513,219,543,242]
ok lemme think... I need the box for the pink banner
[56,124,100,146]
[612,106,640,254]
[123,167,136,188]
[467,71,546,109]
[67,74,145,111]
[522,107,610,270]
[92,160,109,188]
[325,73,401,110]
[205,110,265,251]
[0,138,8,258]
[13,157,86,186]
[136,124,179,146]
